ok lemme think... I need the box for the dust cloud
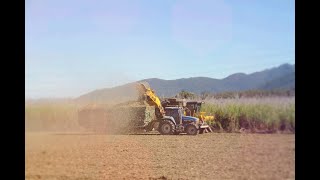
[25,82,149,134]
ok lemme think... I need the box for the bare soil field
[26,132,295,180]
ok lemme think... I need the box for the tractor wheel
[199,128,205,134]
[159,120,175,135]
[186,124,198,135]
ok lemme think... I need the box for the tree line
[174,89,295,99]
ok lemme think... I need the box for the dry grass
[25,103,82,132]
[201,97,295,133]
[25,97,295,133]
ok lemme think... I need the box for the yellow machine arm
[136,82,165,118]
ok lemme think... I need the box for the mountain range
[76,63,295,103]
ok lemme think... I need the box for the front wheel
[185,124,198,135]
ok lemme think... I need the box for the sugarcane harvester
[136,82,209,135]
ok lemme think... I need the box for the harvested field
[26,132,295,180]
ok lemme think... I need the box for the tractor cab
[164,107,183,125]
[164,106,199,125]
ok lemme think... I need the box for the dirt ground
[26,132,295,180]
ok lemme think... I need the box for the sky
[26,0,295,98]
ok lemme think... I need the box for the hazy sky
[26,0,295,98]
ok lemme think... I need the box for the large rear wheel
[159,120,175,135]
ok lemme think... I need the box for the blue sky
[26,0,295,98]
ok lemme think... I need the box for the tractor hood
[182,116,199,123]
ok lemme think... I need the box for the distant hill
[76,63,295,103]
[75,83,139,104]
[260,71,295,90]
